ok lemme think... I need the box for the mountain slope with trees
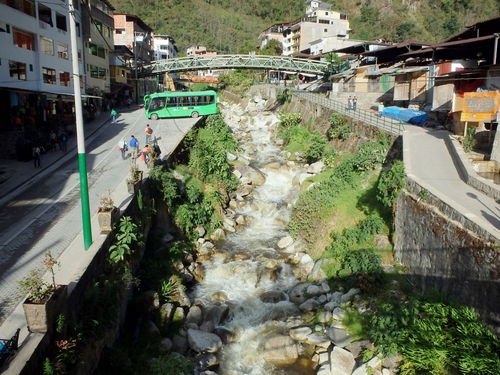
[109,0,499,54]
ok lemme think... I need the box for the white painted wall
[0,1,84,94]
[153,36,177,60]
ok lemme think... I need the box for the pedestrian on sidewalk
[118,138,128,159]
[141,144,153,165]
[127,97,132,108]
[49,130,57,152]
[352,96,358,110]
[111,108,118,123]
[33,145,42,168]
[145,124,153,145]
[59,132,68,153]
[129,135,139,159]
[347,96,352,110]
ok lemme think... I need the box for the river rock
[332,307,345,321]
[382,353,403,372]
[289,283,312,304]
[263,335,299,366]
[306,284,323,297]
[186,305,203,326]
[200,371,218,375]
[317,363,331,375]
[263,259,278,270]
[160,302,175,326]
[211,228,226,241]
[259,290,288,303]
[324,301,338,311]
[309,259,327,280]
[173,307,186,323]
[307,160,324,174]
[189,262,206,282]
[187,329,223,353]
[195,353,219,370]
[352,356,382,375]
[232,169,242,179]
[277,236,294,249]
[306,333,331,348]
[299,298,320,312]
[329,346,356,375]
[345,340,374,358]
[204,305,229,327]
[329,291,343,305]
[236,215,246,225]
[226,151,237,161]
[210,291,228,302]
[195,226,206,237]
[159,337,173,353]
[172,334,188,354]
[234,165,266,186]
[171,288,191,307]
[341,288,360,303]
[289,326,312,341]
[214,327,236,343]
[327,327,353,348]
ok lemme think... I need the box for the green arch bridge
[143,55,329,75]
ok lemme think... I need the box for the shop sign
[460,91,500,122]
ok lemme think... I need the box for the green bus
[144,90,219,120]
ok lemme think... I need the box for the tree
[258,39,283,56]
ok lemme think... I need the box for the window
[1,0,35,17]
[340,14,347,20]
[56,12,67,31]
[38,3,52,25]
[89,65,106,79]
[40,36,54,55]
[94,20,102,33]
[42,67,56,84]
[115,28,124,34]
[76,22,80,37]
[9,60,26,80]
[325,11,329,15]
[57,43,68,59]
[161,54,167,59]
[160,45,169,50]
[13,28,35,50]
[59,71,70,86]
[88,42,105,58]
[324,28,328,32]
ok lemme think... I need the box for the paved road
[0,108,197,323]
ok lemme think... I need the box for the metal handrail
[292,90,403,136]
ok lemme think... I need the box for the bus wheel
[151,113,159,120]
[191,111,199,118]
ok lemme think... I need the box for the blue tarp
[381,106,428,126]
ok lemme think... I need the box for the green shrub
[462,127,476,152]
[149,166,180,207]
[327,113,351,140]
[276,89,292,105]
[149,353,193,375]
[278,112,302,129]
[305,131,328,162]
[377,160,405,208]
[351,141,388,171]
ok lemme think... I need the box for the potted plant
[97,191,119,234]
[126,163,143,194]
[19,252,66,333]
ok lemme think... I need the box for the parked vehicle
[145,90,219,120]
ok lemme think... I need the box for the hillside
[109,0,499,54]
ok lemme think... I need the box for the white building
[0,0,85,96]
[153,35,177,60]
[306,1,333,16]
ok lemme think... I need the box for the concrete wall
[395,180,500,329]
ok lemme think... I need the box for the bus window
[149,97,164,111]
[166,97,178,107]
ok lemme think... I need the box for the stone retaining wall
[395,184,500,330]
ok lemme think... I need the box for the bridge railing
[291,90,404,136]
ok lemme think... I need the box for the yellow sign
[460,91,500,122]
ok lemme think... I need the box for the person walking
[118,138,128,160]
[142,144,153,165]
[129,135,139,159]
[59,132,68,153]
[347,96,352,110]
[352,96,358,110]
[111,108,118,123]
[145,124,153,145]
[33,145,42,168]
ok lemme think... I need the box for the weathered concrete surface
[395,191,500,329]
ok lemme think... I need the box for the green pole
[78,153,92,249]
[70,0,92,249]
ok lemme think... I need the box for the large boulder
[307,160,324,174]
[289,326,312,341]
[277,236,294,249]
[262,334,299,366]
[259,291,288,303]
[187,329,223,353]
[330,346,356,375]
[352,356,382,375]
[327,327,353,348]
[289,283,312,304]
[186,305,203,326]
[234,164,266,186]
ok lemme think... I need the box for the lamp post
[69,0,92,249]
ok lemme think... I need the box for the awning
[390,66,429,75]
[298,73,319,77]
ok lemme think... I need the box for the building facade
[259,23,288,50]
[0,0,87,159]
[187,45,217,57]
[153,35,177,60]
[81,0,115,95]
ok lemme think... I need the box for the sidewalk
[0,108,135,207]
[404,126,500,240]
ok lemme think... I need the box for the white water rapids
[192,103,314,375]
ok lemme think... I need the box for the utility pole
[69,0,92,250]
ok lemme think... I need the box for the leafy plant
[43,358,54,375]
[418,189,429,201]
[377,161,406,209]
[127,160,142,184]
[149,353,194,375]
[98,191,115,212]
[276,89,292,105]
[159,279,178,303]
[18,252,61,303]
[327,113,351,140]
[305,131,328,163]
[108,216,142,263]
[462,127,476,152]
[56,314,66,334]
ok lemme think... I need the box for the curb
[0,116,111,208]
